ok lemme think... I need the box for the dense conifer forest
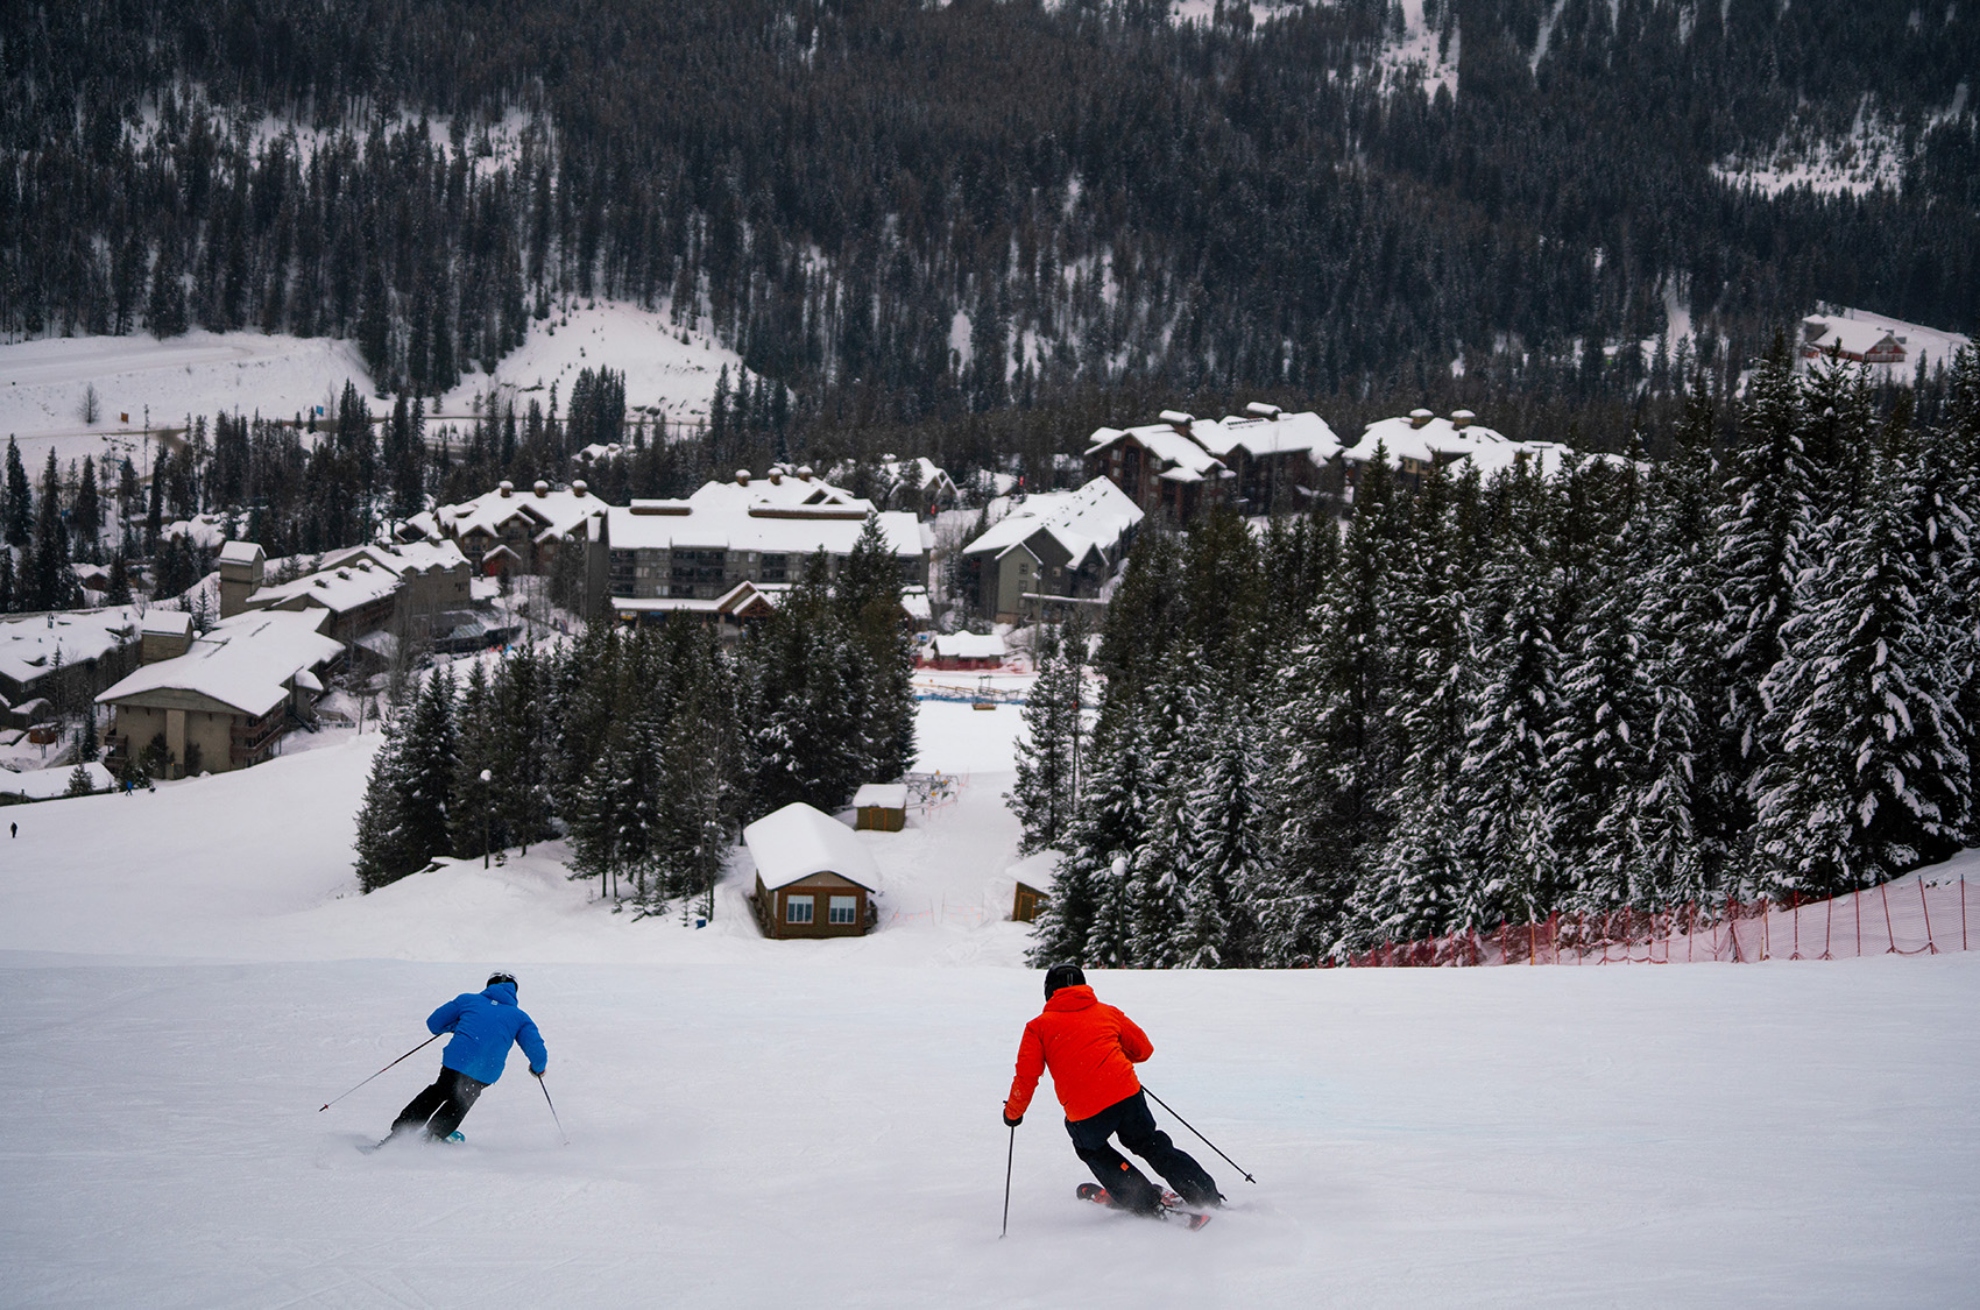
[4,0,1975,473]
[1018,348,1980,965]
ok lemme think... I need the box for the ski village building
[0,607,145,711]
[1799,314,1909,367]
[398,479,609,593]
[96,608,344,778]
[959,477,1143,624]
[602,468,930,624]
[1340,409,1581,496]
[746,802,883,939]
[1084,405,1346,520]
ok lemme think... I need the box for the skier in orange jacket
[1003,964,1221,1215]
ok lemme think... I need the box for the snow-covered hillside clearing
[0,330,369,471]
[1,698,1976,1305]
[435,300,745,431]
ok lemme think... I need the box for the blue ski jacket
[427,982,547,1085]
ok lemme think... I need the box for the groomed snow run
[1,699,1976,1305]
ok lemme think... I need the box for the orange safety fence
[1335,874,1975,967]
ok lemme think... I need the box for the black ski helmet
[487,971,518,994]
[1044,963,1086,999]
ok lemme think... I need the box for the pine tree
[1714,335,1817,829]
[4,438,29,550]
[1008,631,1082,854]
[1026,703,1149,967]
[448,659,497,860]
[354,718,414,891]
[1751,402,1971,893]
[29,450,75,611]
[1450,548,1564,929]
[73,457,101,562]
[1176,693,1266,967]
[394,668,459,871]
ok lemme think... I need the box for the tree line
[1019,344,1980,968]
[3,0,1973,474]
[354,516,918,911]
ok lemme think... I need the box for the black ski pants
[1066,1090,1220,1214]
[392,1066,487,1140]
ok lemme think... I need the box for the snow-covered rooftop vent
[1244,402,1282,421]
[736,469,752,486]
[797,465,815,481]
[1159,409,1195,432]
[1451,409,1476,429]
[572,480,589,498]
[498,480,514,498]
[532,480,550,498]
[1409,408,1435,429]
[769,468,783,484]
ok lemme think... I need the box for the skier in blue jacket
[390,972,548,1142]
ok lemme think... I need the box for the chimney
[572,480,589,498]
[533,480,549,498]
[797,465,814,481]
[498,480,514,498]
[1408,408,1435,430]
[736,469,752,486]
[1450,409,1475,430]
[1159,409,1194,434]
[769,469,783,485]
[1245,402,1282,421]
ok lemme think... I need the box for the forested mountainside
[3,0,1975,466]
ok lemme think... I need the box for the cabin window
[828,895,858,925]
[785,895,814,924]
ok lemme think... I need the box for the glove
[1003,1112,1023,1128]
[531,1068,545,1079]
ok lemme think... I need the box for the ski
[1076,1183,1212,1230]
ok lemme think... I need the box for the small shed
[852,783,909,832]
[745,802,883,939]
[1008,850,1060,924]
[928,632,1006,670]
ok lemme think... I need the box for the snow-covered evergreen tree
[1008,630,1083,855]
[1177,692,1266,967]
[1751,406,1971,893]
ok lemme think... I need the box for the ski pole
[317,1032,443,1112]
[537,1074,569,1145]
[1142,1087,1256,1185]
[1001,1123,1016,1238]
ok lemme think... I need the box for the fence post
[1919,879,1938,955]
[1761,898,1771,961]
[1880,882,1898,954]
[1791,892,1800,961]
[1726,896,1742,963]
[1855,887,1863,958]
[1964,877,1969,953]
[1822,892,1833,961]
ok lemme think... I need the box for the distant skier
[389,972,547,1143]
[1002,964,1221,1215]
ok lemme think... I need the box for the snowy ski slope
[1,699,1976,1306]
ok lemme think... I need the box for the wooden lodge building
[745,802,884,939]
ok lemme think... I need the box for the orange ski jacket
[1003,984,1153,1123]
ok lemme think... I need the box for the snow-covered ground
[435,300,745,432]
[0,330,370,472]
[2,698,1976,1305]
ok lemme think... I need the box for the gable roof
[1086,419,1231,483]
[96,609,343,718]
[607,478,925,558]
[438,483,608,543]
[1198,408,1345,463]
[960,477,1143,570]
[744,802,882,892]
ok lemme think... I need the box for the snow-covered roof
[852,783,909,810]
[959,477,1143,570]
[162,515,228,550]
[0,607,143,690]
[436,482,608,543]
[97,609,344,719]
[139,611,193,639]
[1085,420,1232,483]
[246,558,401,617]
[1194,408,1345,463]
[744,802,882,892]
[1008,849,1061,892]
[1345,413,1517,468]
[322,541,469,577]
[932,632,1006,661]
[607,478,925,559]
[1801,315,1903,360]
[217,541,265,567]
[0,762,114,801]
